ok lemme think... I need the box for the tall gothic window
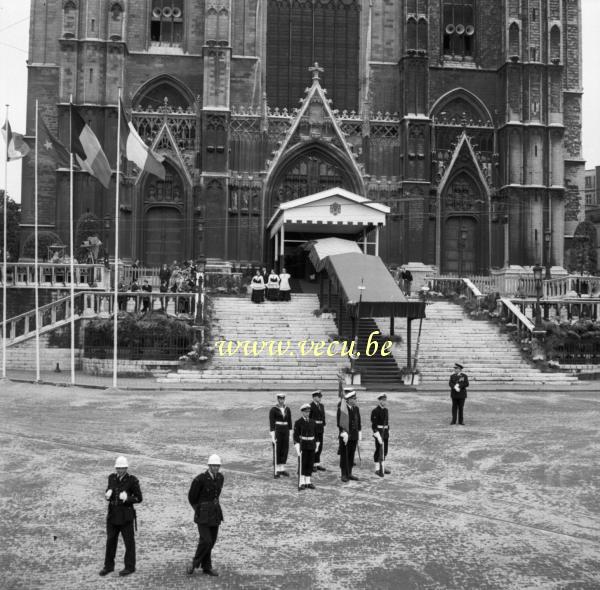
[62,1,78,38]
[150,1,184,46]
[442,0,475,58]
[266,0,360,111]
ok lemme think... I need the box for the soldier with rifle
[293,403,318,490]
[337,389,362,482]
[309,390,326,471]
[269,393,292,478]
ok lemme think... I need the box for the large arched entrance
[440,172,488,275]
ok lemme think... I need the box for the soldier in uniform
[269,393,292,477]
[449,363,469,425]
[293,403,318,490]
[309,390,326,471]
[371,393,391,476]
[99,456,143,577]
[337,389,362,482]
[187,454,224,577]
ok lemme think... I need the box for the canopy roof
[323,252,426,319]
[307,237,362,272]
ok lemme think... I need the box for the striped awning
[307,238,362,272]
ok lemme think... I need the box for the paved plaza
[1,380,599,590]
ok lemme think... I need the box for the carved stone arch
[508,21,520,57]
[108,2,124,40]
[132,75,195,111]
[430,88,494,127]
[62,0,79,38]
[265,140,364,215]
[549,25,561,62]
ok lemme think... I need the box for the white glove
[105,489,113,500]
[270,431,276,444]
[315,442,320,451]
[374,432,383,444]
[359,431,362,442]
[454,384,460,392]
[119,491,127,502]
[341,432,349,444]
[294,443,301,456]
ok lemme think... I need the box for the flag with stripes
[1,120,30,161]
[70,105,112,188]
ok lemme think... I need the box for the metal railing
[498,297,536,341]
[0,262,109,289]
[551,341,600,365]
[84,333,193,361]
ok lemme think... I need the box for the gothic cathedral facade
[22,0,585,273]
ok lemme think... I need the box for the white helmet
[115,456,129,468]
[207,454,222,466]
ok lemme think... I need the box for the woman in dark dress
[250,269,265,303]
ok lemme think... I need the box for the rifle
[272,437,277,479]
[297,448,302,490]
[380,437,385,478]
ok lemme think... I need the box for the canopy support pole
[406,318,412,368]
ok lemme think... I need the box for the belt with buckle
[300,436,315,440]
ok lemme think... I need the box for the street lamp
[532,263,543,329]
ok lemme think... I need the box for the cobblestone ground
[1,381,599,590]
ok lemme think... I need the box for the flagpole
[2,104,8,380]
[34,100,40,382]
[69,98,75,385]
[113,89,122,388]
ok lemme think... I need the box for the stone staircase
[158,294,348,387]
[376,300,579,385]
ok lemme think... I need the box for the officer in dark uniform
[187,454,224,577]
[293,403,318,490]
[337,389,362,482]
[269,393,292,477]
[371,393,391,476]
[309,390,326,471]
[99,456,143,577]
[449,363,469,425]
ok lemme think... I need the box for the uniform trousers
[299,449,315,476]
[339,438,358,477]
[193,524,219,571]
[451,398,465,424]
[275,431,289,464]
[373,437,389,462]
[104,520,136,571]
[314,432,324,463]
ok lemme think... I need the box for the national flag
[37,117,71,168]
[70,105,112,188]
[1,120,30,161]
[119,100,165,180]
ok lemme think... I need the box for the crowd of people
[250,266,292,304]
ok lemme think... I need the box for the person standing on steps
[371,394,391,477]
[187,454,224,577]
[309,390,326,472]
[293,403,318,490]
[99,456,143,577]
[269,393,292,477]
[278,267,292,301]
[449,363,469,425]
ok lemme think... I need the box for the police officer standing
[294,403,318,490]
[269,393,292,477]
[187,454,224,577]
[337,389,362,482]
[309,390,326,472]
[371,394,391,476]
[99,456,143,577]
[449,362,469,425]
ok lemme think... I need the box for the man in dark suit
[99,456,143,577]
[269,393,292,478]
[187,454,224,577]
[371,393,391,476]
[309,390,326,471]
[337,389,362,482]
[449,363,469,425]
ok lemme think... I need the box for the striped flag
[1,120,30,161]
[70,105,112,188]
[119,100,165,180]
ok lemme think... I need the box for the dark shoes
[316,466,326,471]
[384,468,391,474]
[280,471,289,477]
[375,469,384,477]
[459,422,465,426]
[203,569,219,577]
[274,473,280,479]
[306,483,316,489]
[348,475,359,481]
[186,563,196,575]
[450,421,456,425]
[99,568,113,576]
[119,568,134,577]
[298,484,306,490]
[341,476,349,482]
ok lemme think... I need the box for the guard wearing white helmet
[99,456,143,577]
[187,454,224,577]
